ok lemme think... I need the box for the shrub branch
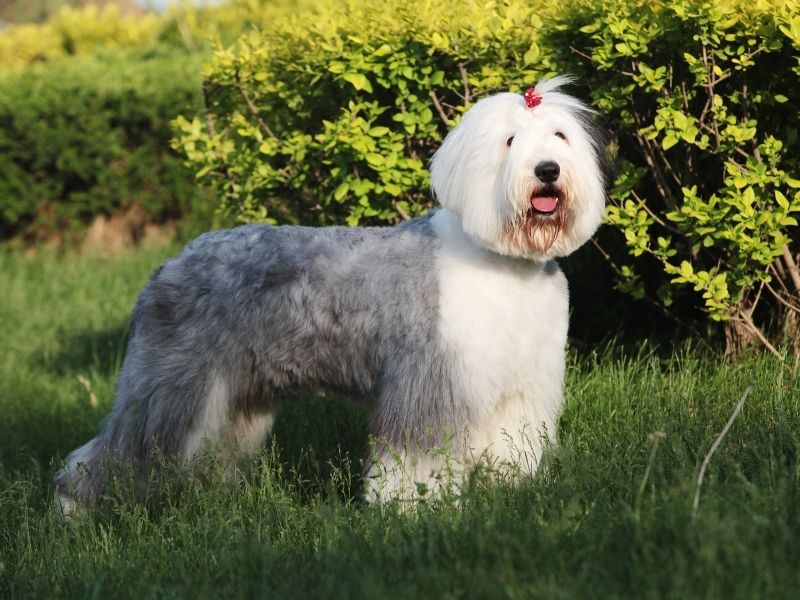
[782,245,800,296]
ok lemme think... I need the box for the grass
[0,246,799,598]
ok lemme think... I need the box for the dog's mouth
[505,184,573,255]
[530,186,563,215]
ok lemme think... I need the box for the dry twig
[692,383,754,519]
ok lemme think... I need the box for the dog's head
[430,76,612,260]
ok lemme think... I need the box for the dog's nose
[534,161,560,183]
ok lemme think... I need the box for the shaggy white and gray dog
[55,76,610,516]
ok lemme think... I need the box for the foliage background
[1,2,799,596]
[552,0,800,353]
[171,0,800,353]
[0,0,798,344]
[0,47,207,240]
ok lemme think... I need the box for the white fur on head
[429,75,608,260]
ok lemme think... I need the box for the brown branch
[650,136,683,187]
[630,120,677,209]
[630,106,681,195]
[458,62,471,103]
[763,278,800,313]
[700,44,722,147]
[698,93,713,130]
[201,79,218,138]
[772,256,787,280]
[741,80,763,163]
[200,79,252,215]
[695,47,767,134]
[697,122,752,161]
[429,91,451,126]
[393,201,411,221]
[201,80,239,193]
[781,244,800,295]
[737,310,783,359]
[747,280,765,319]
[681,81,691,113]
[679,81,695,175]
[569,46,593,62]
[234,68,277,139]
[629,189,680,234]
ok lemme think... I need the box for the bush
[174,0,800,353]
[0,1,320,242]
[172,0,554,226]
[0,5,163,72]
[0,47,210,240]
[550,0,800,354]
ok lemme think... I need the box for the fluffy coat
[55,76,610,515]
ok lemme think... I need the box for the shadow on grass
[0,323,130,478]
[1,395,372,518]
[0,394,104,476]
[271,392,371,502]
[30,322,130,377]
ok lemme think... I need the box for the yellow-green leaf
[334,182,349,202]
[343,72,372,92]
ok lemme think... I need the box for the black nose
[535,161,560,183]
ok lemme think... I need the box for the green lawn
[1,247,798,598]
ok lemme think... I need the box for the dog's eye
[506,136,515,146]
[555,131,567,141]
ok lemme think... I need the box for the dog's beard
[504,186,574,255]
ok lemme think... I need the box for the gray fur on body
[55,213,466,506]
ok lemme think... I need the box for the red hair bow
[524,87,542,108]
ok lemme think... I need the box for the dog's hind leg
[54,371,272,517]
[180,373,274,472]
[181,373,234,461]
[227,410,275,458]
[53,437,109,518]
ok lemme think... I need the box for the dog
[55,76,610,516]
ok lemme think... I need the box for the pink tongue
[532,195,558,213]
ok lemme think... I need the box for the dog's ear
[429,118,467,209]
[429,93,519,237]
[428,98,513,247]
[576,111,616,195]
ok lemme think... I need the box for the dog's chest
[432,213,569,416]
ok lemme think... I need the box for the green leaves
[172,0,550,227]
[0,47,208,239]
[584,0,800,340]
[170,0,800,351]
